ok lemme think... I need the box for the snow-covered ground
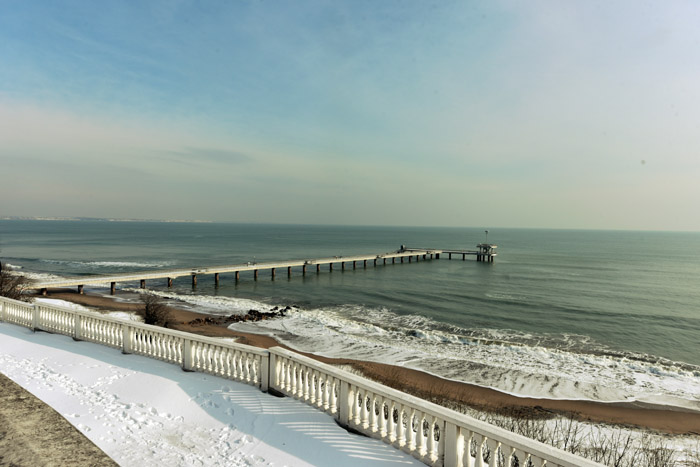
[0,323,423,466]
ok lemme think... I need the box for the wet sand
[40,290,700,435]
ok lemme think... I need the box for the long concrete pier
[30,245,497,295]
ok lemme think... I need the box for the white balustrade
[269,347,600,467]
[0,296,600,466]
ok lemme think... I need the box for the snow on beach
[0,323,423,467]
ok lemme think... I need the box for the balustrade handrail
[0,295,600,466]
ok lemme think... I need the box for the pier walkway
[30,245,497,295]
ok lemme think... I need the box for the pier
[30,244,497,296]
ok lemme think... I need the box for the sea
[2,220,699,412]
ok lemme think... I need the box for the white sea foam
[39,259,174,268]
[36,287,700,413]
[226,304,700,412]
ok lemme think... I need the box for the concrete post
[342,262,345,271]
[338,380,350,427]
[363,259,367,268]
[73,314,82,341]
[383,258,386,265]
[316,264,320,273]
[443,422,462,467]
[400,257,403,263]
[287,266,292,277]
[448,253,452,260]
[182,339,193,371]
[408,256,411,263]
[392,257,395,264]
[140,279,146,289]
[329,263,333,271]
[122,325,133,354]
[32,305,40,331]
[254,270,258,280]
[78,284,84,294]
[235,271,240,281]
[268,352,278,391]
[214,273,219,286]
[302,265,307,275]
[374,259,377,266]
[352,261,356,269]
[260,354,270,392]
[462,253,466,260]
[110,282,116,295]
[271,268,275,279]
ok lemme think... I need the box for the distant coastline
[0,216,213,223]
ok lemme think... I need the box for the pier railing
[0,296,599,467]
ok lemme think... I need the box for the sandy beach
[39,289,700,436]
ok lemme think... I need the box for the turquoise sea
[2,220,699,409]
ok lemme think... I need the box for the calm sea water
[2,220,699,408]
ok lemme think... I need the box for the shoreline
[37,289,700,436]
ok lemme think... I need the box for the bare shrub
[138,294,171,327]
[0,261,33,302]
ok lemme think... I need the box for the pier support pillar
[448,253,452,260]
[400,257,404,263]
[302,265,307,275]
[352,261,356,269]
[287,266,292,277]
[363,260,367,268]
[214,273,219,286]
[423,254,427,260]
[254,270,258,280]
[392,258,395,264]
[167,277,173,287]
[110,282,116,295]
[374,259,377,266]
[78,285,84,295]
[330,263,333,272]
[408,256,411,263]
[462,253,466,261]
[140,279,146,289]
[383,258,386,265]
[316,264,320,273]
[342,262,345,271]
[235,271,240,282]
[192,274,197,287]
[271,268,275,279]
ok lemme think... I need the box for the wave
[39,259,174,269]
[121,288,700,412]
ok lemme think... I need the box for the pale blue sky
[1,1,699,230]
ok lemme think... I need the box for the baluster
[486,438,500,467]
[530,454,545,467]
[306,369,313,403]
[474,433,485,467]
[398,405,408,449]
[427,416,438,462]
[388,401,397,443]
[406,407,417,453]
[329,378,338,414]
[416,412,427,457]
[322,374,330,411]
[284,360,292,392]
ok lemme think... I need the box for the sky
[1,1,699,230]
